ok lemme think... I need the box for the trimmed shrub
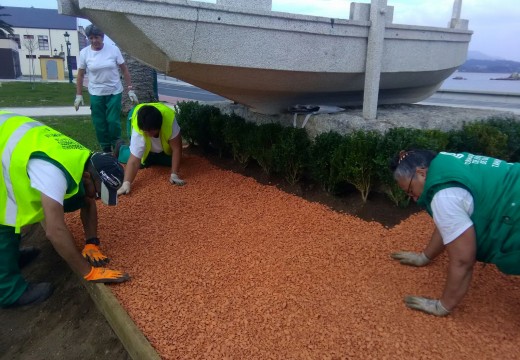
[309,131,345,193]
[250,123,284,176]
[332,130,382,202]
[448,121,508,159]
[272,127,311,185]
[223,114,255,166]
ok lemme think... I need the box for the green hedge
[175,101,519,206]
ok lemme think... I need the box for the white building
[3,6,85,77]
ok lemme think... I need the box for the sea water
[440,72,520,94]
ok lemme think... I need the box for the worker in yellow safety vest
[0,111,130,308]
[114,103,185,195]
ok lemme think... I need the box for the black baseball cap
[88,152,124,206]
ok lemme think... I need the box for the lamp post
[64,31,73,83]
[53,48,57,56]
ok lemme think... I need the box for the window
[23,34,34,40]
[38,35,49,50]
[8,34,21,49]
[25,55,36,59]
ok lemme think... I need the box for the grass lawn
[0,82,90,107]
[37,115,130,152]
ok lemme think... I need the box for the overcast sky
[3,0,519,61]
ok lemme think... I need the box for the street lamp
[64,31,73,83]
[53,48,57,56]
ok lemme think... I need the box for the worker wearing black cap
[0,111,130,308]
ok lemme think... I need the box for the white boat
[58,0,472,115]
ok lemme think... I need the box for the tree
[23,33,37,89]
[0,6,14,38]
[121,51,158,114]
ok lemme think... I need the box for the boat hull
[59,0,472,114]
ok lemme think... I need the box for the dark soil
[0,148,416,360]
[0,224,130,360]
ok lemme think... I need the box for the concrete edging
[81,280,161,360]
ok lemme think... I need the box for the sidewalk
[1,95,188,118]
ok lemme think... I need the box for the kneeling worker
[0,111,130,308]
[116,103,185,195]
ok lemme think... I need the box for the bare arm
[440,226,476,310]
[76,68,86,95]
[119,63,132,89]
[169,134,183,174]
[124,153,142,184]
[41,193,91,277]
[423,225,445,260]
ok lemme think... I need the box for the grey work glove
[117,181,131,195]
[169,173,186,186]
[391,251,430,267]
[128,90,139,104]
[74,95,84,111]
[404,296,450,317]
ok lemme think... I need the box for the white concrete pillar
[452,0,462,20]
[362,0,387,120]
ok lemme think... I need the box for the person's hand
[83,267,130,283]
[169,173,186,186]
[404,296,450,316]
[128,90,138,104]
[391,251,430,267]
[82,244,109,267]
[74,95,84,111]
[117,181,131,195]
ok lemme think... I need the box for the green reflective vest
[418,152,520,274]
[130,103,176,164]
[0,111,90,233]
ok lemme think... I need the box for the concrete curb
[82,280,161,360]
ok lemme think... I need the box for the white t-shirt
[27,159,68,205]
[129,121,181,159]
[431,187,474,245]
[78,43,125,96]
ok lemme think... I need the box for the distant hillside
[467,50,502,61]
[458,59,520,73]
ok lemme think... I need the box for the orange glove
[82,244,109,267]
[83,267,130,283]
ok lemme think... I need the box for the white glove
[391,251,430,267]
[169,173,185,186]
[116,181,131,195]
[128,90,138,104]
[74,95,84,111]
[404,296,450,316]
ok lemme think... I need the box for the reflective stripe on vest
[0,112,17,126]
[2,118,44,225]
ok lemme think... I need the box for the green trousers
[90,93,122,152]
[118,146,171,167]
[0,226,26,306]
[0,185,85,307]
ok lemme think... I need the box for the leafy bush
[485,117,520,161]
[332,130,382,202]
[448,121,508,159]
[272,127,311,185]
[309,131,345,193]
[223,114,255,166]
[175,101,221,151]
[249,123,284,175]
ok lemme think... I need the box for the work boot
[113,139,126,160]
[18,246,41,269]
[8,283,53,308]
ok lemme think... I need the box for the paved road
[157,79,520,114]
[158,81,226,102]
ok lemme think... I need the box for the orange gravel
[66,154,520,359]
